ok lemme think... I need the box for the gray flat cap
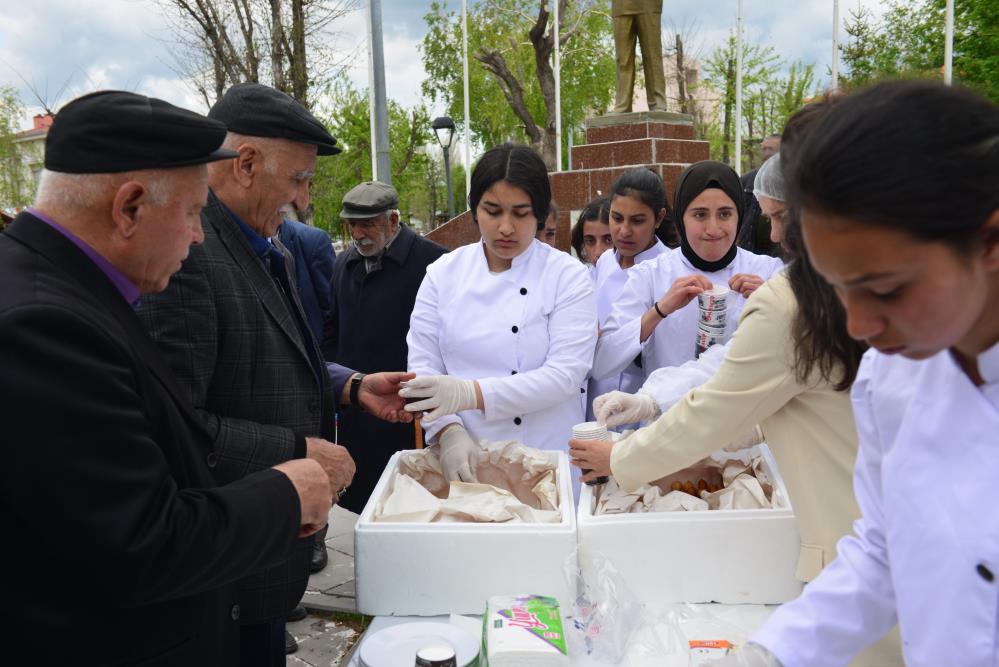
[340,181,399,219]
[209,82,341,156]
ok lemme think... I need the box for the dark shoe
[286,605,307,622]
[310,540,328,573]
[284,629,298,655]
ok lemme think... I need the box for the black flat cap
[340,181,400,219]
[45,90,238,174]
[209,83,341,156]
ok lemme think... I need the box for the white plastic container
[355,451,578,616]
[577,444,803,608]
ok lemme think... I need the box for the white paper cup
[697,284,730,312]
[572,421,609,441]
[698,306,727,326]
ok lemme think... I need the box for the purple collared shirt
[27,207,142,308]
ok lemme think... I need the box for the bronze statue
[612,0,668,113]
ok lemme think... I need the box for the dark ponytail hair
[469,143,551,231]
[788,80,999,253]
[779,97,866,391]
[610,168,678,247]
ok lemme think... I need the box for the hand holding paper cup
[570,422,612,486]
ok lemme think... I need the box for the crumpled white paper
[593,448,775,516]
[374,440,562,523]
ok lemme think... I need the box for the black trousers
[239,618,285,667]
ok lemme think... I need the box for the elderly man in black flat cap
[320,181,446,513]
[0,90,335,665]
[137,82,413,664]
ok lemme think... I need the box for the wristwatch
[349,373,367,409]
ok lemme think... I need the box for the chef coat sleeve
[638,340,729,414]
[750,357,899,667]
[406,267,462,443]
[477,265,597,421]
[591,262,655,380]
[610,278,798,491]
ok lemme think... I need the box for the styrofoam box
[577,444,803,608]
[355,450,577,616]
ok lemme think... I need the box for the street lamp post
[432,116,457,222]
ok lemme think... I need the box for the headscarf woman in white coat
[401,143,597,485]
[592,161,784,383]
[712,81,999,667]
[587,169,675,420]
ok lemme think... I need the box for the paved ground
[286,505,365,667]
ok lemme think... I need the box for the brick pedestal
[427,111,708,252]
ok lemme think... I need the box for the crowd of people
[2,76,996,667]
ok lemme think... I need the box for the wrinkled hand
[568,438,615,482]
[729,273,765,298]
[359,371,415,423]
[656,274,714,316]
[399,375,479,421]
[305,436,356,496]
[273,459,332,538]
[438,424,481,482]
[708,643,783,666]
[593,391,660,428]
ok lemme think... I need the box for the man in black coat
[0,90,332,665]
[321,181,447,513]
[137,84,412,664]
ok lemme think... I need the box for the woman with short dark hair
[402,144,597,487]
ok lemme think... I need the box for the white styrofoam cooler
[577,444,803,608]
[354,450,577,616]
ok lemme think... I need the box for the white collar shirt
[754,342,999,666]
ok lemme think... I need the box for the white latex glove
[437,424,480,483]
[400,375,478,421]
[708,643,783,667]
[593,391,660,428]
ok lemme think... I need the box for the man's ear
[232,143,261,188]
[110,181,147,239]
[981,208,999,271]
[389,211,401,230]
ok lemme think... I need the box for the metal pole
[554,0,562,172]
[369,0,391,184]
[365,5,377,179]
[734,0,743,173]
[944,0,954,85]
[831,0,840,91]
[462,0,472,198]
[443,148,455,220]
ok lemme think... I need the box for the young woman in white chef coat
[401,143,597,485]
[587,169,674,419]
[714,81,999,667]
[592,161,784,382]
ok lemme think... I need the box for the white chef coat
[587,240,669,419]
[592,247,783,380]
[753,343,999,666]
[407,239,597,456]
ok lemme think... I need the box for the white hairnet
[753,153,785,202]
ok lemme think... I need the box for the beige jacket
[610,272,859,583]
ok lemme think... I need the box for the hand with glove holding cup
[569,389,660,483]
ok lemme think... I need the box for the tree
[421,0,615,170]
[703,33,781,168]
[309,81,445,242]
[840,0,999,103]
[0,86,34,209]
[157,0,358,108]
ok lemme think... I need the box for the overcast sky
[0,0,883,129]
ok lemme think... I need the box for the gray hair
[219,132,283,176]
[35,169,171,211]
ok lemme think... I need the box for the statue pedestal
[426,112,709,251]
[548,111,709,248]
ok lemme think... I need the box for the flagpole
[462,0,472,198]
[734,0,743,173]
[944,0,954,84]
[831,0,840,91]
[554,0,562,172]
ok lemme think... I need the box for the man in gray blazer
[138,83,412,665]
